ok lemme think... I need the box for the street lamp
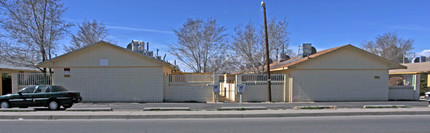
[261,1,272,102]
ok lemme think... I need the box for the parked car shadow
[33,107,67,111]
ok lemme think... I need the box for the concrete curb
[363,105,406,108]
[219,106,267,110]
[143,107,190,111]
[294,105,337,110]
[66,108,113,111]
[1,110,430,120]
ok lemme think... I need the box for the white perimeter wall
[241,83,284,102]
[164,85,213,102]
[388,86,415,100]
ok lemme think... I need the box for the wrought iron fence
[17,73,52,85]
[168,74,213,86]
[241,74,284,82]
[241,74,285,85]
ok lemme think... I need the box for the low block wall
[389,86,415,100]
[240,83,284,102]
[164,85,213,103]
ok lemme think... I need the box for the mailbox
[213,84,220,93]
[237,84,246,93]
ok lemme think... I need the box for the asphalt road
[71,101,430,110]
[0,115,428,133]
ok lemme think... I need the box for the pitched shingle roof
[389,62,430,74]
[0,63,39,71]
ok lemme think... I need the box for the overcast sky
[60,0,430,71]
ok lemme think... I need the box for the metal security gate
[12,73,52,93]
[236,74,289,102]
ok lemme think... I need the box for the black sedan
[0,85,82,110]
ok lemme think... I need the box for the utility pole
[261,1,272,102]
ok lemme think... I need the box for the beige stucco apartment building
[38,41,178,102]
[36,42,407,103]
[270,45,406,102]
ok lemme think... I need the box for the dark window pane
[35,86,48,93]
[51,86,68,92]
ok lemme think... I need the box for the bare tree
[231,22,265,73]
[0,0,71,73]
[362,32,414,63]
[169,18,228,73]
[231,18,292,74]
[265,18,293,57]
[65,19,109,52]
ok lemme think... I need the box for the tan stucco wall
[53,67,164,102]
[291,70,388,102]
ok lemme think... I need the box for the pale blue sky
[60,0,430,67]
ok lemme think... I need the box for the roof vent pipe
[156,49,160,56]
[146,42,149,52]
[279,44,289,62]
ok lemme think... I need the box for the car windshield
[51,86,68,92]
[20,86,36,93]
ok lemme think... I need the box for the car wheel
[48,100,60,110]
[0,101,10,108]
[63,104,73,109]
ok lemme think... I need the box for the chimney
[146,42,149,52]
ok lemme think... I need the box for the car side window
[35,86,48,93]
[50,87,56,92]
[21,86,36,93]
[46,87,51,93]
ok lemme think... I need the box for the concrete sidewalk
[70,101,430,111]
[0,107,429,120]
